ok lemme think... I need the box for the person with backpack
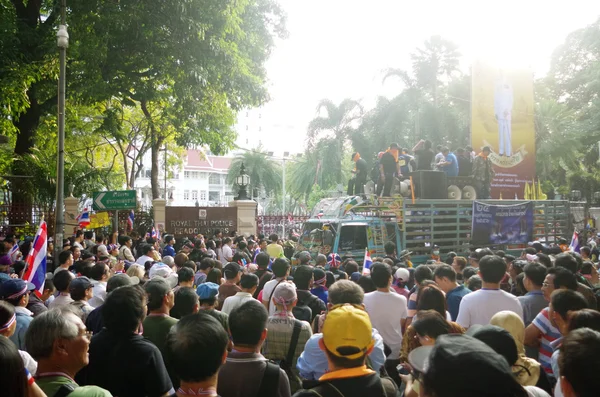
[293,304,397,397]
[293,266,326,324]
[263,282,313,393]
[218,300,291,397]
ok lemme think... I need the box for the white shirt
[89,280,107,308]
[136,255,154,266]
[363,290,408,359]
[262,278,284,316]
[222,245,233,263]
[48,292,74,310]
[456,288,524,328]
[221,291,256,315]
[53,266,70,275]
[19,350,37,375]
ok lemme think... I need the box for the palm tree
[227,150,281,198]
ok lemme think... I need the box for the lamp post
[54,1,68,260]
[235,163,250,200]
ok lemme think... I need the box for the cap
[297,251,312,264]
[0,255,12,267]
[322,305,374,359]
[107,273,139,293]
[162,256,175,266]
[399,250,412,259]
[197,282,219,300]
[408,345,434,373]
[410,334,518,395]
[69,276,93,294]
[273,282,297,304]
[149,263,173,279]
[350,272,361,282]
[223,262,242,279]
[467,325,518,366]
[395,268,410,282]
[0,279,36,300]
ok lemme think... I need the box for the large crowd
[0,229,599,397]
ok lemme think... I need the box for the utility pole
[54,0,68,259]
[282,158,286,238]
[164,144,168,200]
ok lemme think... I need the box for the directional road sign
[93,190,137,211]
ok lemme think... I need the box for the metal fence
[0,203,54,237]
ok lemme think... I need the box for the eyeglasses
[78,329,93,340]
[542,282,551,288]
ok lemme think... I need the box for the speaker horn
[462,185,477,200]
[448,185,462,200]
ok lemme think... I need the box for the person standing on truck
[456,148,473,176]
[437,147,459,177]
[378,143,401,197]
[347,152,368,196]
[472,146,495,199]
[412,139,435,171]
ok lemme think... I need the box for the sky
[237,0,600,156]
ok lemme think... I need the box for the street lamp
[235,163,250,200]
[54,3,69,260]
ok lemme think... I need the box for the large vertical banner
[471,62,536,199]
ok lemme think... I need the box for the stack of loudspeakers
[408,171,448,199]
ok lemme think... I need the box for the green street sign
[93,190,137,211]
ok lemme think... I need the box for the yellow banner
[89,212,111,228]
[471,62,536,199]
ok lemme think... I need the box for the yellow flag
[89,212,111,228]
[524,182,530,200]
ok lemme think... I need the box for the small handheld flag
[362,248,373,275]
[78,208,90,229]
[569,231,580,253]
[22,221,47,298]
[127,210,135,231]
[8,243,20,263]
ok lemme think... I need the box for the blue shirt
[162,245,176,258]
[310,286,328,304]
[442,153,459,177]
[297,328,386,380]
[446,284,471,321]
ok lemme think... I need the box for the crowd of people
[348,141,495,199]
[0,229,599,397]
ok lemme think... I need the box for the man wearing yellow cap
[293,304,397,396]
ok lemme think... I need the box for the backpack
[292,305,313,323]
[302,376,397,397]
[278,319,303,392]
[257,361,280,397]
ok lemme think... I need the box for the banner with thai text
[472,201,533,245]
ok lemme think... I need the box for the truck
[299,196,572,264]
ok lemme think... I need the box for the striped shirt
[531,307,561,374]
[407,287,419,318]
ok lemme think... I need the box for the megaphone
[448,185,462,200]
[364,181,376,195]
[462,185,477,200]
[399,180,411,197]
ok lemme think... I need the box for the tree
[227,150,282,199]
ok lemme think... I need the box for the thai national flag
[316,210,324,219]
[569,231,580,253]
[127,210,134,230]
[151,227,157,239]
[78,208,90,229]
[362,248,373,275]
[8,243,20,263]
[22,221,47,298]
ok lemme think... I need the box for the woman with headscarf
[490,311,552,393]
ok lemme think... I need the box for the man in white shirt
[222,273,259,315]
[48,269,74,310]
[363,262,408,359]
[88,263,109,308]
[456,254,523,328]
[136,244,156,266]
[221,237,234,263]
[262,258,291,316]
[54,250,73,275]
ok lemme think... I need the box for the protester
[392,267,410,298]
[293,265,327,323]
[79,285,173,396]
[27,308,112,396]
[267,234,284,259]
[0,278,35,350]
[218,300,291,397]
[218,262,242,309]
[221,273,258,315]
[456,255,523,328]
[88,262,109,308]
[85,273,139,334]
[519,262,548,326]
[117,236,135,262]
[559,328,600,397]
[165,312,229,397]
[297,280,386,381]
[143,277,178,354]
[195,258,214,286]
[170,287,200,319]
[554,253,597,309]
[363,262,408,362]
[263,282,313,392]
[54,250,74,275]
[197,282,229,331]
[0,336,47,397]
[310,267,328,303]
[293,305,397,397]
[69,276,95,322]
[0,300,37,374]
[263,258,291,315]
[433,264,470,321]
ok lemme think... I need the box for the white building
[134,149,234,209]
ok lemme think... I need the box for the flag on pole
[151,227,157,239]
[569,231,580,253]
[22,221,47,298]
[77,208,90,229]
[127,210,134,230]
[362,248,373,275]
[8,243,20,263]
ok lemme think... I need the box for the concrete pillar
[153,198,167,237]
[63,196,79,236]
[229,200,257,236]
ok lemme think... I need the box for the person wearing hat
[472,145,495,199]
[264,282,312,393]
[294,304,397,397]
[218,262,242,309]
[433,265,471,321]
[69,276,95,322]
[142,277,178,354]
[0,278,36,350]
[392,267,411,299]
[85,273,140,334]
[197,282,229,331]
